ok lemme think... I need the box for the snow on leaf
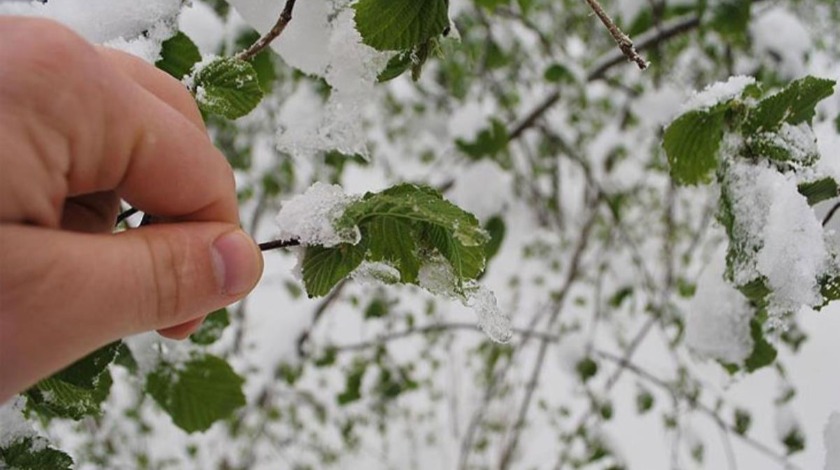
[275,182,361,247]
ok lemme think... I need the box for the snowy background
[1,0,839,469]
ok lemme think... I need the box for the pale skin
[0,18,264,402]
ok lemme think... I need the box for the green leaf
[354,0,449,51]
[302,241,368,298]
[364,217,421,283]
[543,63,574,83]
[190,308,230,345]
[636,389,654,414]
[575,357,599,382]
[0,437,73,470]
[663,109,725,185]
[734,408,752,435]
[156,31,202,80]
[744,76,836,133]
[343,184,489,248]
[146,354,246,433]
[743,317,778,372]
[301,184,488,298]
[456,118,511,166]
[798,177,839,205]
[378,50,415,82]
[26,342,120,420]
[337,359,368,405]
[708,0,752,42]
[421,224,486,281]
[483,215,506,263]
[234,30,278,92]
[781,428,805,455]
[191,57,263,119]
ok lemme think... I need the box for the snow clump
[681,75,755,113]
[274,182,360,247]
[724,160,828,328]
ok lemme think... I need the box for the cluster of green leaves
[4,308,244,468]
[663,75,837,373]
[300,183,490,297]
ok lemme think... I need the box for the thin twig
[116,207,139,226]
[235,0,297,62]
[823,201,840,226]
[508,13,701,140]
[583,0,648,70]
[258,239,300,251]
[498,204,600,470]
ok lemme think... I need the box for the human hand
[0,18,264,402]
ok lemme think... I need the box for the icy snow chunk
[750,7,811,78]
[466,285,513,343]
[418,259,513,343]
[228,0,387,157]
[686,251,754,364]
[752,122,819,165]
[724,159,830,324]
[274,182,360,247]
[352,262,401,285]
[681,75,755,112]
[179,1,226,55]
[0,397,36,448]
[826,412,840,470]
[756,169,827,323]
[0,0,181,62]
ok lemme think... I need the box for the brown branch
[498,204,600,470]
[508,13,701,141]
[235,0,297,62]
[258,238,300,251]
[583,0,648,70]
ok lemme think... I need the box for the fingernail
[211,230,261,295]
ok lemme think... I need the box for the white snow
[826,412,840,470]
[0,0,182,62]
[686,250,754,364]
[0,397,35,448]
[274,182,360,247]
[681,75,755,112]
[351,261,401,285]
[750,7,811,78]
[418,258,512,343]
[753,121,819,164]
[725,160,828,327]
[179,1,226,55]
[228,0,387,157]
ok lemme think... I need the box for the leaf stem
[235,0,297,62]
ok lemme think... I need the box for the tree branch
[508,13,701,141]
[583,0,648,70]
[235,0,297,62]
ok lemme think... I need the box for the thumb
[0,223,263,398]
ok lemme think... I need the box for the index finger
[0,18,238,226]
